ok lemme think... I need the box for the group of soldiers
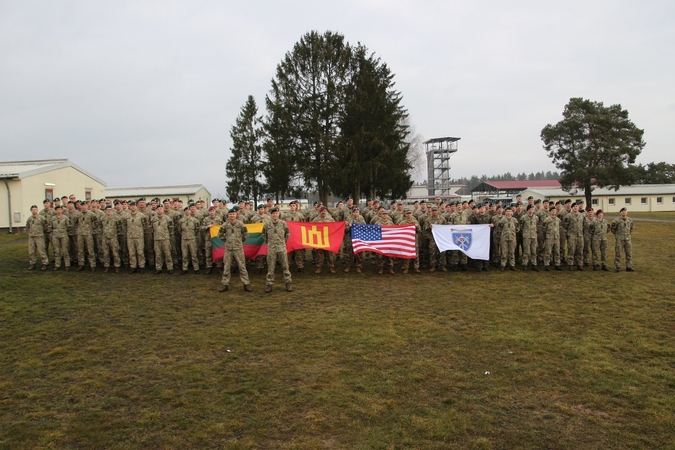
[25,192,635,286]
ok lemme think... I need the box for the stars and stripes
[351,223,417,259]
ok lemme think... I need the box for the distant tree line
[432,171,561,192]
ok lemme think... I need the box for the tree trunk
[584,178,593,208]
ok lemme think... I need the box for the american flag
[351,223,417,258]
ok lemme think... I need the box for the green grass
[1,221,674,449]
[0,231,27,244]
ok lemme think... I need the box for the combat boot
[555,266,563,271]
[41,264,47,271]
[545,266,550,271]
[314,267,321,274]
[414,269,421,273]
[593,265,599,271]
[531,265,539,272]
[28,264,36,270]
[219,285,229,292]
[329,267,336,274]
[205,267,212,275]
[104,267,109,273]
[356,267,362,273]
[429,267,436,273]
[602,265,609,271]
[77,265,85,272]
[441,266,448,272]
[265,285,273,293]
[285,283,292,292]
[402,268,409,274]
[577,265,584,271]
[115,267,120,274]
[378,268,383,275]
[243,284,252,292]
[343,266,350,273]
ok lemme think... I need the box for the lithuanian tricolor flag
[209,223,268,261]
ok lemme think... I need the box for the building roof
[0,159,106,186]
[522,184,675,197]
[423,137,461,145]
[105,184,211,198]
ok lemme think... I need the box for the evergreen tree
[226,96,264,206]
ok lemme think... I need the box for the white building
[105,184,211,205]
[519,184,675,212]
[0,159,106,231]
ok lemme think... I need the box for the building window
[85,191,91,201]
[625,198,631,205]
[592,198,598,205]
[44,189,54,202]
[657,197,663,204]
[641,197,647,205]
[609,198,615,206]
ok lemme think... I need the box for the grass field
[1,221,674,449]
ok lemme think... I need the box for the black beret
[526,204,534,210]
[54,205,62,210]
[270,207,279,213]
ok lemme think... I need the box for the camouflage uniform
[490,213,503,265]
[66,208,81,266]
[114,208,129,266]
[557,206,570,263]
[582,213,595,266]
[77,209,98,268]
[26,213,48,267]
[520,212,539,269]
[250,212,270,271]
[590,217,609,270]
[218,218,250,288]
[498,215,520,269]
[283,209,306,271]
[343,212,366,272]
[50,214,70,269]
[399,213,421,273]
[125,211,147,270]
[201,214,222,270]
[312,213,336,273]
[179,214,200,271]
[262,218,292,287]
[423,212,447,271]
[138,206,155,267]
[39,207,55,262]
[564,211,584,269]
[447,210,467,269]
[541,213,561,268]
[371,213,395,273]
[611,216,634,271]
[101,213,121,269]
[152,214,174,271]
[91,206,106,265]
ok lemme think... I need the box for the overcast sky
[2,0,674,198]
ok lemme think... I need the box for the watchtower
[424,137,460,197]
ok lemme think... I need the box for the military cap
[138,197,146,202]
[61,195,68,200]
[163,198,171,203]
[54,205,62,210]
[534,199,541,204]
[228,208,237,214]
[232,205,240,211]
[152,197,160,202]
[43,198,51,203]
[431,206,438,211]
[462,200,468,204]
[257,204,264,209]
[367,198,372,201]
[420,200,426,204]
[555,200,562,205]
[404,208,413,213]
[183,207,190,211]
[527,196,534,200]
[471,204,478,210]
[620,207,627,212]
[516,201,523,206]
[208,206,216,211]
[351,206,360,212]
[510,202,517,207]
[270,207,279,213]
[104,205,112,210]
[313,201,319,205]
[30,204,38,209]
[346,196,353,200]
[544,199,550,203]
[113,200,120,205]
[267,197,273,201]
[585,206,594,212]
[318,206,327,212]
[526,204,534,211]
[596,209,603,215]
[496,204,504,209]
[549,206,557,211]
[128,201,136,206]
[121,199,128,204]
[564,199,571,204]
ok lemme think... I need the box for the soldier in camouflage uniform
[152,205,175,274]
[343,206,366,273]
[557,199,572,264]
[581,206,595,267]
[39,199,55,263]
[91,201,106,265]
[218,209,252,292]
[448,202,468,271]
[138,198,155,269]
[101,206,121,273]
[611,207,634,272]
[262,207,292,292]
[490,205,504,266]
[415,201,429,268]
[590,209,610,271]
[563,203,585,270]
[76,202,98,271]
[201,206,222,274]
[50,206,70,271]
[114,200,129,267]
[520,204,539,271]
[423,206,447,272]
[65,201,81,266]
[498,207,520,271]
[472,203,492,271]
[26,205,48,270]
[542,207,563,270]
[283,200,306,272]
[179,207,200,274]
[399,208,421,274]
[125,201,147,273]
[312,206,336,274]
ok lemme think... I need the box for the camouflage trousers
[52,235,70,268]
[102,236,121,268]
[44,232,53,262]
[266,250,291,285]
[155,239,173,271]
[181,239,199,271]
[117,234,129,266]
[500,239,516,268]
[614,239,633,270]
[537,232,546,265]
[544,236,560,267]
[448,249,467,267]
[127,236,145,269]
[28,236,48,265]
[77,234,96,268]
[559,230,568,262]
[222,247,250,286]
[491,235,501,264]
[68,233,78,264]
[204,237,213,269]
[93,232,104,264]
[429,237,444,268]
[289,249,305,269]
[342,240,361,269]
[583,236,593,265]
[567,235,583,267]
[144,232,154,267]
[592,238,607,267]
[522,237,538,267]
[315,249,335,268]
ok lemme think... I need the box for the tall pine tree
[226,95,264,205]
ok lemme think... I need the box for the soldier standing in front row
[262,207,292,292]
[26,205,48,270]
[101,206,121,273]
[590,209,610,271]
[498,207,520,271]
[218,209,252,292]
[126,201,146,274]
[51,206,71,271]
[611,207,635,272]
[152,205,174,274]
[541,207,563,271]
[179,207,200,275]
